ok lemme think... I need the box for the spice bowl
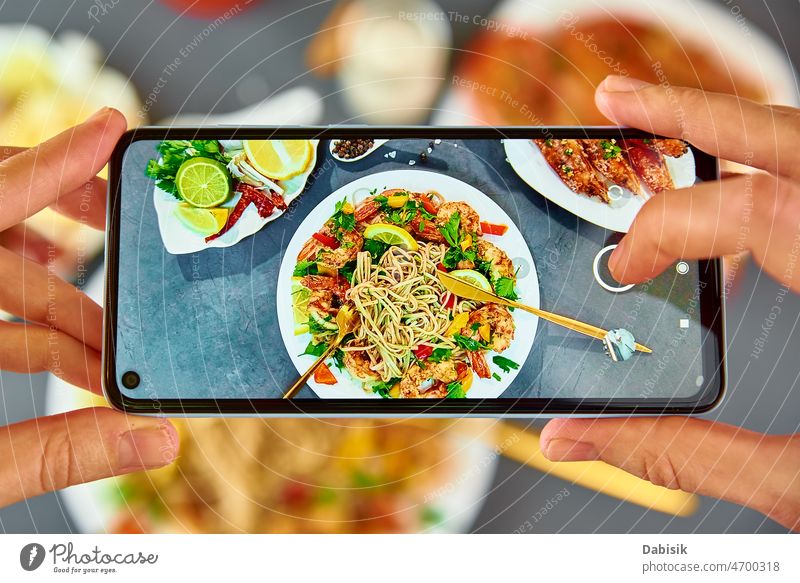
[329,138,389,162]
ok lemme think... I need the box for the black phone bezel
[104,126,724,416]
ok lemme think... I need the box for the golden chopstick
[437,270,652,354]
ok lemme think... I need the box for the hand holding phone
[0,109,178,509]
[541,76,800,532]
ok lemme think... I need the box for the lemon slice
[448,269,493,292]
[174,205,227,236]
[363,223,419,251]
[292,283,312,335]
[175,157,231,208]
[243,140,312,180]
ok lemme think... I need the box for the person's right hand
[0,109,179,509]
[541,76,800,531]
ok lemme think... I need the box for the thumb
[0,407,179,508]
[541,417,800,531]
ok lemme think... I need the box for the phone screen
[107,130,723,414]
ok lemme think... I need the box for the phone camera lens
[121,371,140,389]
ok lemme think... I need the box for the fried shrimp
[462,304,515,353]
[342,348,379,381]
[477,239,515,281]
[397,360,459,398]
[437,201,482,237]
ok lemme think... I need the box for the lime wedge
[176,157,231,208]
[174,205,225,236]
[363,223,419,251]
[292,283,312,335]
[448,269,493,292]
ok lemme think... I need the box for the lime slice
[363,223,419,251]
[176,157,231,208]
[448,269,493,292]
[292,283,312,335]
[174,205,225,236]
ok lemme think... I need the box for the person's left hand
[0,109,179,508]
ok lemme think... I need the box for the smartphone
[104,127,724,416]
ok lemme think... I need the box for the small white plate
[504,139,695,233]
[277,169,540,399]
[329,138,389,162]
[153,140,319,255]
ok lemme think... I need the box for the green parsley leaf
[428,348,452,363]
[493,276,518,301]
[293,261,318,277]
[371,378,401,398]
[492,355,520,373]
[300,340,328,358]
[363,239,390,261]
[446,381,466,398]
[439,211,461,247]
[453,334,481,352]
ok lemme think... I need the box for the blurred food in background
[110,418,476,534]
[457,16,767,125]
[158,0,259,20]
[307,0,452,123]
[0,25,142,277]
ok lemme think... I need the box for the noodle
[345,242,476,382]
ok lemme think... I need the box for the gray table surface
[117,137,705,400]
[2,0,799,534]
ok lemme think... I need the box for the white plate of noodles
[277,170,539,399]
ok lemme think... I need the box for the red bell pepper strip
[420,195,438,215]
[312,232,340,249]
[314,362,337,385]
[480,221,508,236]
[413,344,434,361]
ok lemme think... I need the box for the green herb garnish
[453,334,482,352]
[363,238,390,261]
[492,355,520,373]
[439,211,461,247]
[371,378,400,398]
[493,276,518,301]
[600,139,622,160]
[428,348,452,363]
[145,140,228,199]
[446,381,466,398]
[300,340,328,357]
[293,260,318,277]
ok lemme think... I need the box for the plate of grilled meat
[504,138,695,233]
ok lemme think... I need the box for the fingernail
[542,438,600,462]
[117,421,178,472]
[600,75,653,92]
[608,240,626,278]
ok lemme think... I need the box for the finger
[0,107,125,231]
[0,321,102,394]
[0,145,108,229]
[0,407,178,508]
[608,173,800,290]
[0,224,62,264]
[541,418,800,531]
[0,245,102,350]
[594,75,800,178]
[48,176,108,230]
